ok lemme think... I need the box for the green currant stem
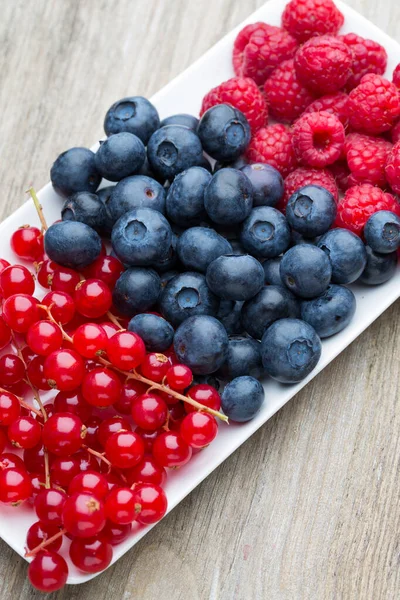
[25,528,67,557]
[26,186,48,232]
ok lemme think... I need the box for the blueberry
[159,272,219,327]
[301,284,356,338]
[50,147,101,198]
[147,125,203,180]
[193,375,221,390]
[160,270,180,290]
[108,175,166,221]
[128,313,174,352]
[112,268,161,316]
[166,167,211,226]
[218,336,263,380]
[230,239,247,255]
[104,96,160,144]
[263,257,283,286]
[317,228,367,284]
[261,318,321,383]
[160,114,199,131]
[217,300,244,335]
[111,208,172,267]
[61,192,110,235]
[206,254,264,301]
[241,206,291,258]
[359,246,398,285]
[240,163,284,207]
[214,156,248,173]
[204,168,253,225]
[96,186,117,234]
[199,155,213,173]
[44,221,101,270]
[280,245,331,298]
[152,233,179,273]
[290,230,318,246]
[94,133,145,182]
[197,104,251,162]
[242,285,300,339]
[174,315,228,374]
[177,227,232,273]
[286,185,337,237]
[364,210,400,254]
[221,376,264,422]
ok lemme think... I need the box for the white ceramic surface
[0,0,399,584]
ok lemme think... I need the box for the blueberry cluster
[47,97,400,423]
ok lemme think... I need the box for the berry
[166,364,193,391]
[339,33,387,91]
[82,255,124,289]
[140,353,170,382]
[221,376,264,422]
[385,141,400,194]
[280,167,338,213]
[7,416,41,449]
[50,146,101,197]
[261,318,321,382]
[104,96,160,144]
[0,264,35,298]
[0,258,10,275]
[44,349,85,391]
[329,161,351,192]
[152,431,192,468]
[95,132,145,181]
[218,335,263,380]
[281,0,344,43]
[0,354,25,386]
[206,254,265,301]
[263,258,283,286]
[131,393,168,430]
[26,521,63,553]
[241,206,291,258]
[198,104,251,162]
[161,113,199,130]
[108,174,166,221]
[264,59,315,123]
[97,416,131,448]
[0,466,32,504]
[105,430,144,469]
[391,119,400,144]
[125,456,166,487]
[241,286,299,340]
[317,228,367,284]
[0,430,6,453]
[364,211,400,254]
[302,92,350,127]
[301,284,356,338]
[114,380,148,415]
[128,313,174,353]
[104,487,137,524]
[200,76,267,133]
[176,227,232,274]
[186,384,221,414]
[174,315,228,375]
[113,267,161,316]
[73,322,107,358]
[294,35,352,94]
[246,124,297,177]
[286,185,337,237]
[99,321,120,339]
[44,220,102,270]
[50,266,81,295]
[11,226,43,262]
[180,412,218,447]
[62,492,106,538]
[131,483,167,524]
[135,427,163,453]
[42,413,84,456]
[106,331,146,371]
[2,294,39,333]
[204,168,253,225]
[28,551,68,592]
[84,416,102,451]
[101,520,132,545]
[280,244,332,298]
[27,356,51,390]
[75,279,112,318]
[68,471,109,500]
[147,125,203,180]
[50,456,80,487]
[27,321,63,356]
[69,536,113,573]
[0,452,25,470]
[166,166,210,227]
[62,191,111,235]
[241,164,283,209]
[336,184,400,236]
[82,367,122,408]
[0,315,11,349]
[37,260,58,289]
[359,246,398,285]
[348,75,400,134]
[343,133,392,188]
[292,112,345,168]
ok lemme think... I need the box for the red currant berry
[0,466,32,504]
[140,353,170,382]
[0,258,10,275]
[75,279,112,318]
[42,413,84,456]
[50,266,80,295]
[34,488,67,524]
[53,389,92,422]
[0,265,35,298]
[50,456,80,487]
[152,432,192,468]
[97,416,131,448]
[75,449,100,473]
[126,456,166,487]
[62,492,106,538]
[0,452,25,470]
[131,393,167,431]
[168,402,186,431]
[21,345,36,365]
[105,430,144,469]
[68,471,108,499]
[106,331,146,371]
[28,550,68,592]
[166,364,193,390]
[30,472,46,498]
[26,521,63,552]
[23,444,46,473]
[131,483,167,524]
[185,384,221,414]
[180,412,218,448]
[27,356,51,390]
[82,255,124,289]
[27,320,63,356]
[98,321,120,339]
[104,487,137,524]
[73,323,107,358]
[114,380,147,415]
[69,536,113,573]
[84,416,102,451]
[11,226,43,262]
[37,260,59,289]
[135,427,162,454]
[0,315,11,350]
[44,349,85,391]
[7,416,42,449]
[0,353,25,386]
[0,390,21,426]
[0,428,7,453]
[82,367,121,407]
[42,290,75,324]
[100,520,132,545]
[2,294,39,333]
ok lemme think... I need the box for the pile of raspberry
[200,0,400,232]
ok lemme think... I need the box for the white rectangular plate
[0,0,399,585]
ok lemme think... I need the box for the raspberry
[335,184,400,236]
[348,74,400,134]
[393,64,400,88]
[246,124,297,177]
[385,141,400,194]
[264,59,315,123]
[390,119,400,144]
[339,33,387,91]
[302,92,350,127]
[233,22,298,85]
[200,76,267,133]
[343,133,392,188]
[281,0,344,44]
[329,161,351,192]
[294,36,352,95]
[292,111,345,168]
[278,167,338,212]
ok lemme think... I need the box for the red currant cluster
[0,208,225,592]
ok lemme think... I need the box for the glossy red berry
[62,492,106,538]
[152,431,192,468]
[106,331,146,371]
[50,266,80,295]
[0,429,7,453]
[0,265,35,298]
[44,349,85,391]
[0,466,32,504]
[135,427,163,454]
[49,456,80,487]
[41,290,75,324]
[131,393,168,431]
[114,380,147,415]
[73,323,107,358]
[185,384,221,413]
[101,520,132,545]
[28,550,68,592]
[23,444,46,473]
[69,536,113,573]
[34,488,67,524]
[0,452,25,470]
[167,402,186,431]
[37,260,59,289]
[104,487,137,524]
[84,416,102,451]
[68,471,109,499]
[98,321,120,339]
[105,430,144,469]
[2,294,39,333]
[140,353,170,382]
[0,353,25,386]
[42,412,84,456]
[0,315,11,350]
[7,416,42,449]
[180,412,218,448]
[26,521,63,552]
[97,416,131,448]
[27,356,51,390]
[82,255,124,289]
[166,364,193,390]
[126,456,166,487]
[27,320,63,356]
[132,483,168,524]
[0,258,10,275]
[75,279,112,318]
[0,391,21,426]
[53,389,92,422]
[82,367,121,407]
[11,226,43,262]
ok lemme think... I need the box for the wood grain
[0,1,399,598]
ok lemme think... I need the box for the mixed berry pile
[1,0,400,592]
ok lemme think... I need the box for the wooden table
[0,1,399,598]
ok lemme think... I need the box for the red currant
[7,416,42,449]
[75,279,112,318]
[53,389,92,422]
[98,321,120,339]
[27,356,51,390]
[126,456,166,487]
[37,260,59,289]
[140,353,170,382]
[135,427,163,454]
[42,290,75,324]
[105,430,144,469]
[168,402,186,431]
[28,550,68,592]
[0,258,11,276]
[42,413,84,456]
[97,416,131,448]
[166,364,193,390]
[73,323,107,358]
[0,428,7,453]
[0,315,11,349]
[152,432,192,468]
[50,266,80,295]
[68,471,109,499]
[131,393,168,431]
[26,521,63,552]
[114,380,147,415]
[2,294,39,333]
[69,536,113,573]
[62,492,106,538]
[27,320,63,356]
[180,412,218,448]
[30,472,46,498]
[82,367,121,407]
[11,226,43,262]
[23,444,46,473]
[84,416,102,451]
[0,452,25,470]
[131,483,167,524]
[106,331,146,371]
[185,384,221,414]
[0,390,21,425]
[44,349,85,391]
[49,456,80,487]
[0,353,25,386]
[0,466,32,504]
[100,520,132,545]
[74,449,99,473]
[0,265,35,298]
[82,255,124,289]
[104,487,137,524]
[34,488,67,524]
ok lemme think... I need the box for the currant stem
[85,447,112,469]
[38,305,73,343]
[11,332,47,422]
[106,311,124,329]
[26,186,48,231]
[0,387,42,418]
[25,528,66,557]
[44,451,51,489]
